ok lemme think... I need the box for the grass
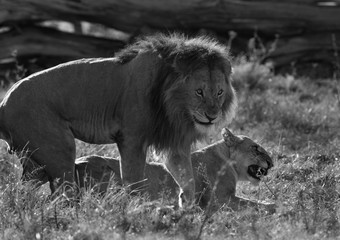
[0,60,340,239]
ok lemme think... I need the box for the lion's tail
[0,108,13,153]
[0,108,5,139]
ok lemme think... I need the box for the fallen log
[0,25,125,64]
[1,0,340,35]
[1,0,340,78]
[0,25,125,82]
[264,31,340,75]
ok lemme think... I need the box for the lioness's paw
[178,189,195,208]
[256,202,276,214]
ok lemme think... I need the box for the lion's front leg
[165,150,195,207]
[117,138,147,194]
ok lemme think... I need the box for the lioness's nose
[205,113,217,122]
[267,158,274,169]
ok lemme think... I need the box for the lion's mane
[115,34,236,153]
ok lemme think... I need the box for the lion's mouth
[193,116,213,126]
[247,165,268,180]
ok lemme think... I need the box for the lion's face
[234,136,273,185]
[183,66,235,135]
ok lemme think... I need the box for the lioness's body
[0,35,236,201]
[74,129,274,210]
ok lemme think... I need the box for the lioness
[0,34,236,203]
[73,128,274,210]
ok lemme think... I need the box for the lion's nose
[205,113,217,122]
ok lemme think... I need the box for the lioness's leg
[117,138,146,193]
[165,151,195,206]
[226,196,276,213]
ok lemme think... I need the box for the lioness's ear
[222,128,239,146]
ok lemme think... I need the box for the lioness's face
[186,67,234,134]
[233,136,273,185]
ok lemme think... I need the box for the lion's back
[0,58,126,146]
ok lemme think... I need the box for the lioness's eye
[252,146,259,152]
[196,89,203,96]
[252,145,264,155]
[218,89,224,96]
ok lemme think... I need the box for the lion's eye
[196,89,203,97]
[217,89,224,96]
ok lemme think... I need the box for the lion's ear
[222,128,239,146]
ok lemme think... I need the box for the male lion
[26,128,273,210]
[0,34,236,203]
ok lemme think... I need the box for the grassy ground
[0,61,339,240]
